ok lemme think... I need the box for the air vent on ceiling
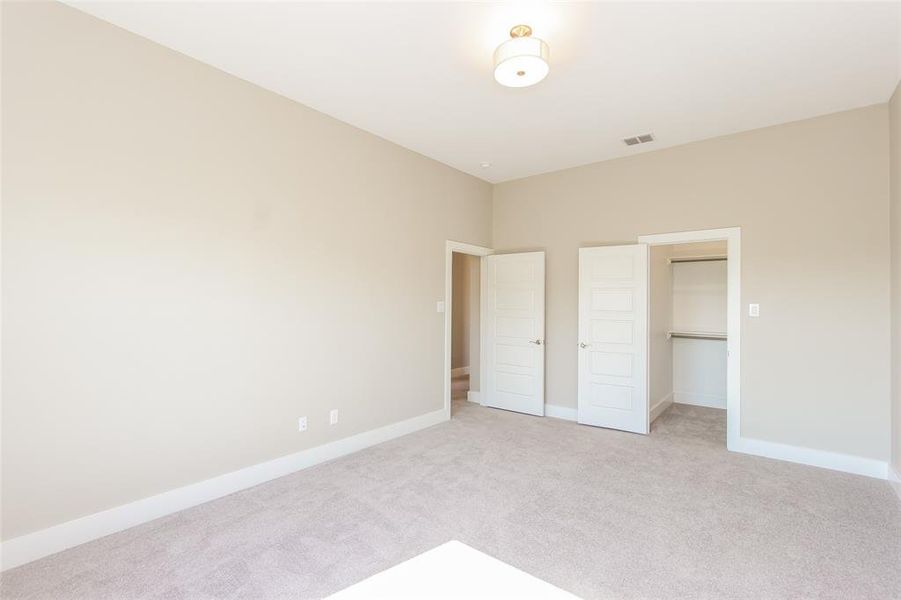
[623,133,655,146]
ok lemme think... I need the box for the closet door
[577,245,649,434]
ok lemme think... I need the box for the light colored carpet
[2,401,899,599]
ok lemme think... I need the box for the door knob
[580,342,590,348]
[529,339,543,345]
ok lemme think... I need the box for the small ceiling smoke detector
[480,162,492,168]
[623,133,655,146]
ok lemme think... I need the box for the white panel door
[482,252,545,416]
[577,245,649,433]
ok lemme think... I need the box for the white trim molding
[733,436,888,480]
[545,404,577,422]
[673,391,725,410]
[444,240,492,421]
[638,227,741,452]
[890,465,901,502]
[466,391,481,404]
[0,408,448,572]
[650,393,674,422]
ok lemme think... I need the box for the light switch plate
[749,303,760,317]
[436,301,445,313]
[329,409,339,425]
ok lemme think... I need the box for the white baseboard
[732,436,888,480]
[890,465,901,502]
[649,392,674,423]
[451,366,470,377]
[0,408,448,572]
[545,404,577,421]
[673,391,726,410]
[466,391,481,404]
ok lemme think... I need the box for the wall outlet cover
[298,417,307,432]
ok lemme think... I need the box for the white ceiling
[67,1,900,183]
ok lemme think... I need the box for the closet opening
[639,228,741,449]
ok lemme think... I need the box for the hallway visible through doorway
[450,251,480,412]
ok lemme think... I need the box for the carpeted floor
[2,401,900,600]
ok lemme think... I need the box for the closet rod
[669,331,727,341]
[669,256,727,264]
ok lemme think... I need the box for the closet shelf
[669,255,727,264]
[669,331,727,341]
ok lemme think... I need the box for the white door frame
[637,227,741,451]
[444,240,493,421]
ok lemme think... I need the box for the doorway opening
[638,228,741,450]
[443,241,492,420]
[450,252,481,412]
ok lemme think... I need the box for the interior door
[481,252,545,416]
[577,245,649,433]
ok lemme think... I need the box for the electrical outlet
[298,416,307,432]
[329,409,339,425]
[749,303,760,318]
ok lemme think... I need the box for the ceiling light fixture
[493,24,549,88]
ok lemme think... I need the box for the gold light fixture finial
[509,24,533,39]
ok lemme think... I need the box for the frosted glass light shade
[493,35,550,88]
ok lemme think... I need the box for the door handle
[529,339,543,345]
[580,342,590,348]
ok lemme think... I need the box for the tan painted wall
[891,81,901,477]
[494,106,891,461]
[451,253,480,376]
[451,254,470,369]
[468,256,481,391]
[1,2,492,540]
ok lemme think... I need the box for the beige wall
[891,81,901,478]
[494,105,891,461]
[1,2,491,540]
[451,253,480,378]
[468,256,481,391]
[451,253,470,369]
